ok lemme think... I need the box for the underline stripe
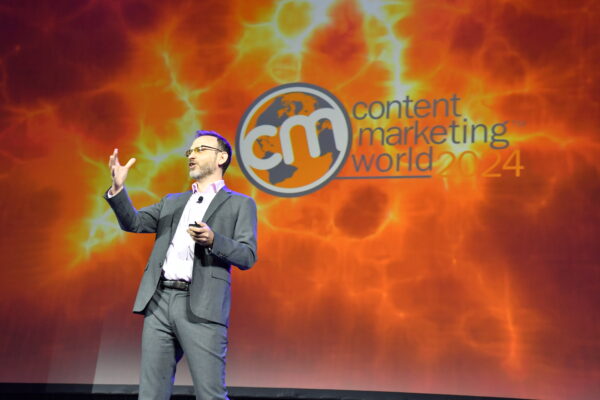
[334,175,432,180]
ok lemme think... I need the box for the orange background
[0,1,598,399]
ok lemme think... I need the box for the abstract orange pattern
[0,1,598,399]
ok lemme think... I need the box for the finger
[113,148,121,167]
[108,148,117,168]
[124,157,136,169]
[187,228,201,237]
[190,222,203,231]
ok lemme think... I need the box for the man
[104,130,258,400]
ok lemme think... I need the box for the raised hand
[108,148,136,195]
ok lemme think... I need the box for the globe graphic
[253,92,341,185]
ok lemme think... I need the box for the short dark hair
[194,130,232,174]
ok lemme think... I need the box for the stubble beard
[189,163,216,180]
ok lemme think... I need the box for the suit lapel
[203,186,232,223]
[170,191,193,237]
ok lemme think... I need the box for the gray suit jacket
[104,185,258,326]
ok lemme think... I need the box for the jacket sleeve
[210,196,258,270]
[104,187,163,234]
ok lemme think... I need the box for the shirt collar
[191,180,225,195]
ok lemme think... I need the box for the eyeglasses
[185,145,223,157]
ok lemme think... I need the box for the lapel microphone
[197,196,203,204]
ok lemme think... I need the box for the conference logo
[237,83,522,197]
[236,83,352,197]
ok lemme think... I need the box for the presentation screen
[1,1,598,400]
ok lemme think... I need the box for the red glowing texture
[0,1,598,399]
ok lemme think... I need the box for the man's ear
[218,151,229,168]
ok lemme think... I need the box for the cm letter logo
[236,83,352,197]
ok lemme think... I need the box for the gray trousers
[140,286,229,400]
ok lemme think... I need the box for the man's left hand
[187,222,214,247]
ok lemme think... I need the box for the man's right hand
[108,148,136,195]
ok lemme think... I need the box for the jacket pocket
[211,267,231,283]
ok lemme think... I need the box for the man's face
[187,136,222,180]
